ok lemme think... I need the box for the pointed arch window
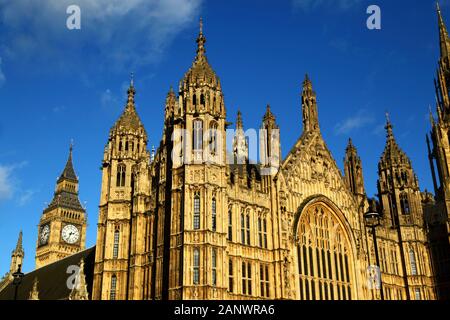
[116,164,126,187]
[209,122,218,155]
[296,204,353,300]
[110,275,117,300]
[113,229,120,259]
[409,249,417,275]
[228,205,233,241]
[212,197,217,232]
[193,192,200,230]
[193,248,200,285]
[228,259,234,293]
[193,119,203,151]
[212,248,217,286]
[400,193,410,215]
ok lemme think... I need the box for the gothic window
[193,94,197,106]
[116,164,126,187]
[228,205,232,241]
[409,249,417,275]
[258,217,263,247]
[209,122,218,155]
[200,93,205,106]
[193,248,200,285]
[193,192,200,230]
[125,140,129,151]
[246,210,251,246]
[212,248,217,286]
[400,193,410,215]
[119,140,122,151]
[242,261,252,296]
[241,209,245,244]
[110,275,117,300]
[113,229,120,259]
[296,203,353,300]
[415,288,421,300]
[229,259,234,293]
[193,119,203,151]
[212,197,217,232]
[260,264,270,298]
[258,217,268,249]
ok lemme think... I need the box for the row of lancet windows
[118,139,140,154]
[228,205,268,249]
[192,250,271,298]
[62,210,81,220]
[193,193,217,232]
[193,195,269,249]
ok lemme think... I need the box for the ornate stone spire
[181,18,220,90]
[437,3,450,60]
[111,76,147,137]
[196,17,207,63]
[69,258,89,300]
[344,138,365,196]
[58,143,77,183]
[263,104,276,124]
[13,230,24,256]
[379,114,415,173]
[236,110,243,131]
[28,278,39,300]
[301,74,320,133]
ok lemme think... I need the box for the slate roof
[0,247,95,300]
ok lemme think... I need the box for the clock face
[39,224,50,245]
[61,224,80,244]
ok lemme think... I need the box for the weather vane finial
[130,72,134,87]
[199,17,203,34]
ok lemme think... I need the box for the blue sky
[0,0,446,273]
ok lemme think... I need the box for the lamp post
[12,264,24,300]
[364,198,384,300]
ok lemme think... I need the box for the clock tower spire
[35,143,87,269]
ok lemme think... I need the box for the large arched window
[116,164,126,187]
[296,202,353,300]
[193,192,200,230]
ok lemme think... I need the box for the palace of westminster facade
[1,7,450,301]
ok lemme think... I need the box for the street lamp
[364,198,384,300]
[12,264,24,300]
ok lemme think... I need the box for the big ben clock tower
[35,144,87,269]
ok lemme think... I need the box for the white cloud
[0,57,5,87]
[0,165,14,201]
[101,89,120,109]
[0,0,203,72]
[17,189,37,206]
[0,162,28,203]
[292,0,361,11]
[334,110,375,135]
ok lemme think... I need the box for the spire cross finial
[199,17,203,35]
[130,72,134,87]
[70,139,74,153]
[385,111,391,123]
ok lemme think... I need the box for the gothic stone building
[1,8,450,300]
